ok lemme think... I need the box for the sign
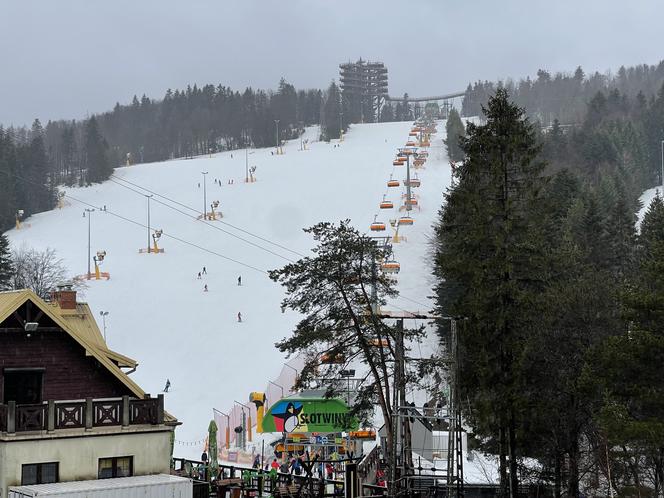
[261,396,358,434]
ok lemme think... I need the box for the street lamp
[83,208,95,277]
[274,119,280,154]
[245,148,255,183]
[201,172,208,219]
[99,311,109,342]
[145,195,153,253]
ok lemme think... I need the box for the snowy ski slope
[6,120,452,458]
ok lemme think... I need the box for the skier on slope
[202,266,207,275]
[197,272,202,279]
[204,284,208,292]
[237,312,242,322]
[237,276,242,286]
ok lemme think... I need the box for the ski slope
[6,120,452,459]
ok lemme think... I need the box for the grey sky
[2,0,663,126]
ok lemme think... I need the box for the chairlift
[405,178,421,188]
[320,352,345,364]
[380,199,394,209]
[387,175,400,187]
[370,214,386,231]
[398,216,414,226]
[405,141,416,147]
[381,260,401,274]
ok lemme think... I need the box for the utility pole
[245,147,249,183]
[447,319,464,498]
[274,120,280,154]
[83,208,95,277]
[146,194,153,253]
[405,152,413,212]
[201,171,208,219]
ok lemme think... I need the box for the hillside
[6,120,452,457]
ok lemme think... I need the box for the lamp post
[145,194,153,253]
[274,119,280,154]
[83,208,95,277]
[201,172,208,219]
[245,148,255,183]
[99,311,109,342]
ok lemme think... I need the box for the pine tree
[434,89,550,494]
[444,108,465,162]
[84,116,112,183]
[0,234,12,290]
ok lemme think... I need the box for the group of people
[264,457,337,480]
[195,266,244,321]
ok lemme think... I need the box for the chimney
[53,283,77,310]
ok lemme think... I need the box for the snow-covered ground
[6,120,452,460]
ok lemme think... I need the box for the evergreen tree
[0,234,12,290]
[434,89,549,494]
[444,108,465,162]
[84,116,111,183]
[270,221,430,493]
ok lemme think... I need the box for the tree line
[435,85,664,497]
[462,61,664,126]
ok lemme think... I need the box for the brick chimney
[52,284,77,310]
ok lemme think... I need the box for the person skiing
[237,276,242,286]
[202,266,207,275]
[197,272,202,279]
[237,312,242,322]
[204,284,208,292]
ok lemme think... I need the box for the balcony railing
[0,395,164,434]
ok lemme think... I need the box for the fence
[0,395,164,433]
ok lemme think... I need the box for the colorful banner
[261,396,358,434]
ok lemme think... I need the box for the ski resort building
[0,287,178,496]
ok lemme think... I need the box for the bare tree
[10,245,74,299]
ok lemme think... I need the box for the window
[3,369,44,404]
[21,463,58,485]
[98,456,133,479]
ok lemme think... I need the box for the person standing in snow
[197,272,202,279]
[237,276,242,286]
[237,312,242,322]
[204,284,208,292]
[202,266,207,275]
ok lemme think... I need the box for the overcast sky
[1,0,663,126]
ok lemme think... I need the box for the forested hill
[462,61,664,126]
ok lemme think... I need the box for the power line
[110,174,304,258]
[0,169,267,274]
[110,175,433,311]
[107,176,294,263]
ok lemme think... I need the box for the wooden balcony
[0,395,164,434]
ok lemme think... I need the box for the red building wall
[0,329,135,402]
